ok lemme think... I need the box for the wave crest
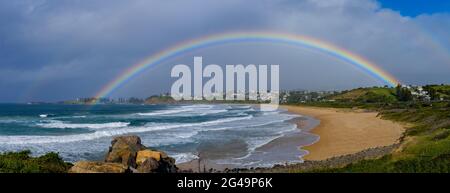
[36,121,130,129]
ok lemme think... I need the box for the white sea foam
[172,152,199,164]
[181,104,213,109]
[136,104,220,116]
[172,131,199,139]
[0,115,253,145]
[262,111,279,116]
[248,124,298,150]
[0,119,27,124]
[241,115,297,128]
[198,115,253,126]
[193,114,295,132]
[198,109,227,116]
[230,123,299,161]
[36,120,130,129]
[136,108,191,116]
[136,108,227,117]
[229,105,251,109]
[72,115,87,118]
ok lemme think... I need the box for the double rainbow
[92,31,399,103]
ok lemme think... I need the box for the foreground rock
[69,161,128,173]
[70,135,178,173]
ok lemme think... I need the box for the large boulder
[135,149,177,173]
[105,135,147,167]
[69,161,128,173]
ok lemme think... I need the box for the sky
[378,0,450,16]
[0,0,449,102]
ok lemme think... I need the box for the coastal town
[55,84,449,105]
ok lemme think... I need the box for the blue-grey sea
[0,104,318,168]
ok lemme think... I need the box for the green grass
[329,87,397,103]
[0,150,72,173]
[381,103,450,135]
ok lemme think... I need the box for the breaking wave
[0,115,253,144]
[36,121,130,129]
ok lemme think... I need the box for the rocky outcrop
[69,135,178,173]
[68,161,129,173]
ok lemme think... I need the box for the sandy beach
[282,105,405,161]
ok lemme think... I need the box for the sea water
[0,103,316,167]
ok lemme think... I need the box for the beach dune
[283,105,405,161]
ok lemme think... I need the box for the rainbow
[92,31,400,103]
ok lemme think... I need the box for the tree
[396,84,413,101]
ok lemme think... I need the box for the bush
[433,130,450,141]
[0,150,71,173]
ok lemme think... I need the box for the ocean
[0,103,318,168]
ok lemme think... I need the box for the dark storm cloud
[0,0,449,102]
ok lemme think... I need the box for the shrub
[0,150,71,173]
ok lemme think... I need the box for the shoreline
[177,108,320,172]
[282,105,405,161]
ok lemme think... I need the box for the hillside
[145,95,177,104]
[329,87,397,103]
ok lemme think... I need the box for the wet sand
[282,105,405,161]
